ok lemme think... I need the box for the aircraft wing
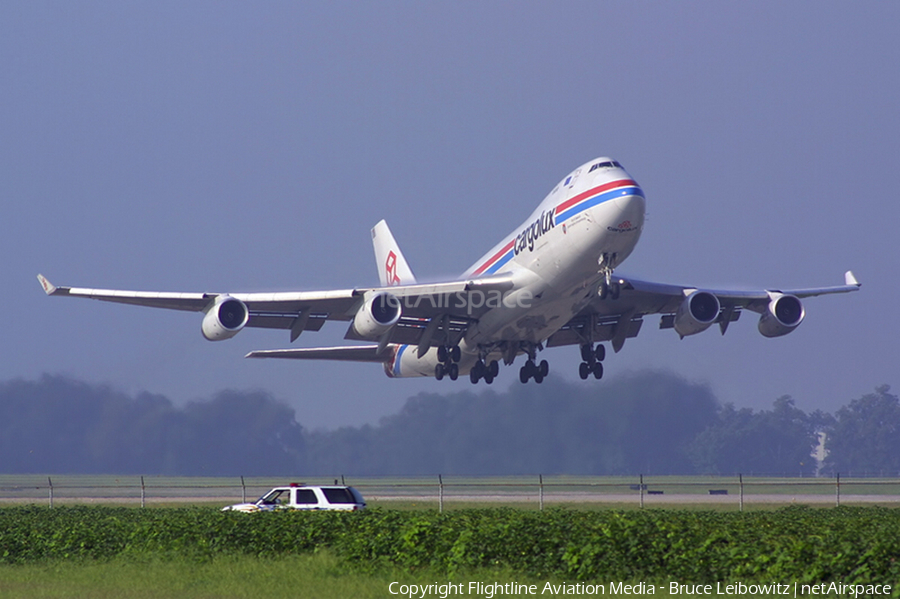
[246,345,389,362]
[546,271,861,353]
[37,272,515,344]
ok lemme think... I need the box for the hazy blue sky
[2,2,897,429]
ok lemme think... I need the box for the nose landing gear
[598,253,621,300]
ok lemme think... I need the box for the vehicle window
[295,489,318,504]
[322,488,356,504]
[349,487,366,504]
[260,490,286,505]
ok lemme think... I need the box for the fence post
[739,474,744,513]
[539,474,544,511]
[836,473,841,507]
[140,476,145,508]
[639,474,644,509]
[241,476,246,503]
[438,474,444,514]
[48,476,53,509]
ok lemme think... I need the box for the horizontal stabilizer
[245,345,391,363]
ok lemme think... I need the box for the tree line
[0,373,897,477]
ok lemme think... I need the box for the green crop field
[0,505,898,598]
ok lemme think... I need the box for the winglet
[844,270,861,288]
[37,274,58,296]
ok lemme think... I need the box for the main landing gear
[578,343,605,380]
[519,358,549,384]
[434,344,461,381]
[470,359,499,384]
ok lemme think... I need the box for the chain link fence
[2,474,899,511]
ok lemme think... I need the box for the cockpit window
[589,160,622,173]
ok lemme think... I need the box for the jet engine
[352,292,401,339]
[201,295,249,341]
[673,290,721,337]
[758,293,805,338]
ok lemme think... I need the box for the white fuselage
[389,158,646,378]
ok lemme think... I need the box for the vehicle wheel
[599,280,609,300]
[610,282,621,300]
[484,372,494,385]
[470,368,480,384]
[489,360,499,378]
[448,362,459,380]
[435,363,445,381]
[592,361,604,380]
[595,344,606,362]
[437,346,448,363]
[450,346,461,363]
[534,372,544,384]
[579,362,590,379]
[519,365,530,384]
[539,359,549,378]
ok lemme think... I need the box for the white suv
[223,484,367,512]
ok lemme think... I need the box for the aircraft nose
[614,188,646,226]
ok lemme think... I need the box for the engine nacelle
[201,295,249,341]
[674,290,721,337]
[352,292,401,339]
[758,293,805,338]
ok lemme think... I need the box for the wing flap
[245,313,328,332]
[546,314,643,348]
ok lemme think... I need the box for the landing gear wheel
[437,346,448,363]
[592,361,604,380]
[580,344,594,363]
[595,344,606,362]
[450,346,461,363]
[610,282,621,300]
[539,360,549,378]
[448,362,459,381]
[534,372,544,384]
[470,369,480,384]
[519,365,530,384]
[484,373,494,385]
[489,360,499,378]
[579,362,590,380]
[435,363,445,381]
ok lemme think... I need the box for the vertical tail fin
[371,220,417,286]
